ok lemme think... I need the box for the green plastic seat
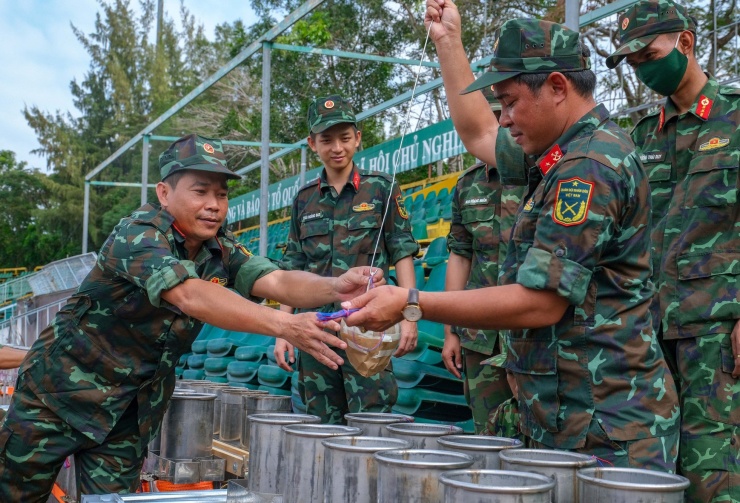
[436,187,449,203]
[204,376,229,384]
[182,369,205,380]
[392,357,462,394]
[423,191,438,210]
[414,264,426,290]
[258,365,293,389]
[204,357,235,374]
[178,353,192,366]
[424,237,449,267]
[235,346,269,363]
[412,193,426,212]
[424,205,440,224]
[401,345,443,366]
[412,416,475,434]
[411,220,428,241]
[441,205,453,221]
[207,338,237,357]
[226,361,261,383]
[187,354,208,369]
[228,382,261,390]
[393,388,467,415]
[258,385,292,396]
[191,340,208,354]
[423,262,447,292]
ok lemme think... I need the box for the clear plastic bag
[339,320,401,377]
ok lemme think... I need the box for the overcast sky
[0,0,257,170]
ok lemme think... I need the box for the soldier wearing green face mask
[607,1,740,501]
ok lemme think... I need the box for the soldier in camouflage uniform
[607,1,739,499]
[0,134,379,501]
[344,12,680,470]
[442,90,524,433]
[275,95,419,424]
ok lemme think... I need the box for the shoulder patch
[209,276,228,286]
[395,195,409,220]
[552,177,594,227]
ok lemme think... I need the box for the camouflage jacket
[280,165,419,312]
[447,162,525,354]
[498,105,679,449]
[631,76,739,340]
[18,204,277,443]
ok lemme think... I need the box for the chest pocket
[299,218,331,262]
[461,205,498,251]
[683,151,738,208]
[644,159,674,219]
[348,212,382,255]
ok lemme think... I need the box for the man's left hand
[334,267,386,301]
[341,285,406,332]
[731,319,740,378]
[395,320,418,357]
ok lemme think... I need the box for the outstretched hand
[425,0,462,43]
[334,266,386,301]
[281,313,346,370]
[341,285,407,332]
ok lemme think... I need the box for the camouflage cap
[605,0,697,69]
[480,84,502,111]
[462,19,590,94]
[307,94,357,134]
[159,134,240,181]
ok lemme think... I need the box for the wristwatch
[401,288,423,322]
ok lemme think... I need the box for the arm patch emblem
[552,177,594,227]
[395,195,409,219]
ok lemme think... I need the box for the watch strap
[408,288,420,305]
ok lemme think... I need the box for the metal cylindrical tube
[322,436,410,503]
[241,395,292,449]
[440,469,555,503]
[437,435,523,469]
[247,413,321,494]
[385,423,463,449]
[202,385,228,436]
[374,449,474,503]
[220,388,266,442]
[148,389,197,454]
[577,467,690,503]
[499,449,596,503]
[281,424,363,503]
[344,412,414,437]
[159,392,217,460]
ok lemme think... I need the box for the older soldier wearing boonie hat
[343,7,680,471]
[606,1,740,500]
[0,132,383,501]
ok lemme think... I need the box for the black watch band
[408,288,420,305]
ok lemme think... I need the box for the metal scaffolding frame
[81,0,638,256]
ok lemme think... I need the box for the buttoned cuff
[386,232,421,264]
[145,261,199,308]
[517,247,592,305]
[235,255,280,301]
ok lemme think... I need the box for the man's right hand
[280,313,346,370]
[425,0,462,43]
[274,338,297,372]
[441,326,463,379]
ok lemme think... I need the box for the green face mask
[635,37,688,96]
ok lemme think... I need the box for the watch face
[403,305,422,322]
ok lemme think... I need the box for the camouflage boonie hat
[307,94,357,134]
[463,19,591,94]
[605,0,697,69]
[480,85,502,111]
[159,134,240,181]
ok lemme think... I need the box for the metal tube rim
[439,469,556,494]
[577,467,691,491]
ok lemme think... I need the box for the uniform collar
[660,74,718,130]
[318,164,361,193]
[535,104,610,175]
[159,205,225,257]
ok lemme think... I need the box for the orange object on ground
[154,480,214,492]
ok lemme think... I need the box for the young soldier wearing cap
[0,133,382,500]
[275,95,418,424]
[606,0,739,498]
[442,87,525,433]
[343,3,680,470]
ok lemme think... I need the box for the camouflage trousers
[0,383,146,502]
[530,417,679,472]
[463,348,512,434]
[299,347,398,424]
[672,334,740,503]
[484,396,528,446]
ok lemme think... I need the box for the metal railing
[0,299,68,349]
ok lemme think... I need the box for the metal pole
[141,134,150,205]
[713,1,718,74]
[82,182,90,254]
[565,0,580,31]
[259,42,272,258]
[300,145,307,186]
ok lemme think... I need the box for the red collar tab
[657,108,665,132]
[352,171,361,191]
[171,222,186,237]
[695,95,713,120]
[538,144,563,175]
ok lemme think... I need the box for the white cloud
[0,0,256,170]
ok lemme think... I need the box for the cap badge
[621,17,630,30]
[203,143,215,154]
[324,100,335,109]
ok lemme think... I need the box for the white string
[366,21,434,289]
